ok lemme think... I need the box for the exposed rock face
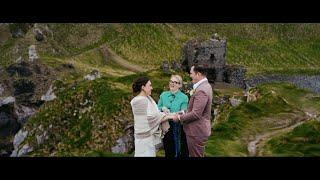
[14,105,36,125]
[34,28,44,41]
[13,79,35,96]
[1,60,55,156]
[9,23,33,38]
[4,61,55,105]
[28,45,39,62]
[41,85,56,102]
[0,84,3,97]
[0,97,20,156]
[244,88,260,103]
[35,124,49,146]
[213,95,230,106]
[0,97,20,137]
[0,96,37,141]
[6,61,33,77]
[11,143,33,157]
[12,129,28,150]
[0,96,15,106]
[84,70,101,81]
[10,123,49,157]
[229,97,242,107]
[15,56,23,64]
[111,124,134,154]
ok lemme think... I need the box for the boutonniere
[189,89,196,96]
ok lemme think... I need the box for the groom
[172,65,213,157]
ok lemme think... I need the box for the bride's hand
[161,113,176,122]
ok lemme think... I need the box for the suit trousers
[186,135,208,157]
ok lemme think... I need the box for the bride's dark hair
[132,76,150,94]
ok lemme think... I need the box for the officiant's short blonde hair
[171,75,183,87]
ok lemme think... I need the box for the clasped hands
[161,107,183,122]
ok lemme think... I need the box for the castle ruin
[181,34,247,89]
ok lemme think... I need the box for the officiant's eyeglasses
[169,80,180,85]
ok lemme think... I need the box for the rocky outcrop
[244,88,260,102]
[0,96,15,107]
[14,105,36,125]
[33,28,44,41]
[15,56,23,64]
[9,23,34,38]
[0,84,4,96]
[229,97,242,107]
[28,45,39,62]
[0,60,55,156]
[13,79,35,96]
[0,96,20,156]
[0,97,20,137]
[10,123,50,157]
[6,61,33,77]
[213,95,231,106]
[84,70,101,81]
[111,124,134,154]
[12,129,28,150]
[0,96,37,140]
[41,85,56,102]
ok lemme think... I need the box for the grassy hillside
[2,23,320,76]
[17,70,179,156]
[206,82,320,156]
[264,119,320,156]
[21,77,131,156]
[2,23,320,157]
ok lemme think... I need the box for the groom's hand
[172,114,180,122]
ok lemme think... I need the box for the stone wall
[223,65,247,89]
[246,74,320,93]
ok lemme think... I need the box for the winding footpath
[247,115,311,156]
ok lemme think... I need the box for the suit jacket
[180,79,213,137]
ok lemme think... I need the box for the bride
[131,76,175,157]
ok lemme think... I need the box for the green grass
[3,23,320,76]
[18,69,183,157]
[22,77,132,156]
[4,23,320,157]
[206,82,317,156]
[0,37,16,67]
[84,150,133,157]
[257,83,320,112]
[265,120,320,156]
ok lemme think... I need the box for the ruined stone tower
[181,35,227,82]
[181,34,247,89]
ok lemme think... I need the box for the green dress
[157,90,188,157]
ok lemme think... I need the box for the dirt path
[247,115,310,156]
[100,45,146,73]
